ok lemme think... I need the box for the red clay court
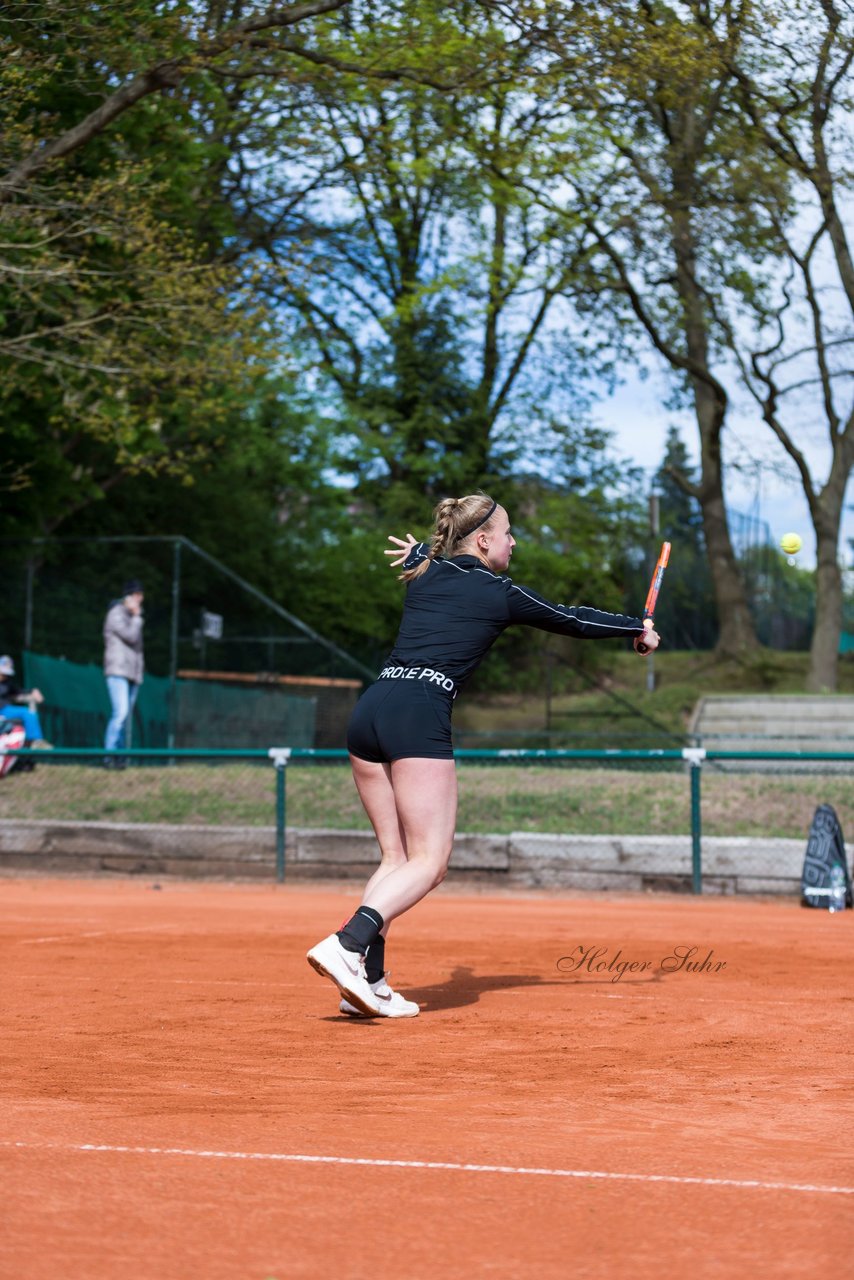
[2,876,852,1279]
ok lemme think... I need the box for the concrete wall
[0,820,807,895]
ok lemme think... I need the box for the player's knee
[431,852,452,889]
[379,847,407,872]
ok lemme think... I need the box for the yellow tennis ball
[780,532,802,555]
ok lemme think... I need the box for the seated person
[0,655,51,747]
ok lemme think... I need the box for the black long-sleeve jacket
[383,545,644,688]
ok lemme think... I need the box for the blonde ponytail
[401,493,498,582]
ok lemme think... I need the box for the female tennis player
[307,493,660,1017]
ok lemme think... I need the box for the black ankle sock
[337,906,384,954]
[365,935,386,984]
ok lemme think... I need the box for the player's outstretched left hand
[385,533,418,568]
[633,619,660,654]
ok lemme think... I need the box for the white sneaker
[307,934,381,1016]
[340,973,419,1019]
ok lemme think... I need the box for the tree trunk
[809,540,843,692]
[694,404,759,655]
[671,198,760,655]
[807,486,847,692]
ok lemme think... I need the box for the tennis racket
[636,541,671,654]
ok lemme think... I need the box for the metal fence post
[168,539,181,751]
[269,748,291,882]
[24,557,35,650]
[683,748,706,893]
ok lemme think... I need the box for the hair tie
[460,500,497,539]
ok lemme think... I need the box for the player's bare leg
[361,757,457,923]
[349,755,409,903]
[323,755,456,1018]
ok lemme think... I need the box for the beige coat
[103,602,144,684]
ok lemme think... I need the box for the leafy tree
[539,0,792,656]
[215,3,610,522]
[0,0,513,534]
[0,2,314,528]
[719,0,854,689]
[0,1,353,201]
[4,372,404,674]
[493,0,853,680]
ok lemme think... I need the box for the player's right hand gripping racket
[636,541,671,654]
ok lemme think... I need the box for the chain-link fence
[18,651,358,750]
[1,747,851,894]
[2,536,370,749]
[3,535,372,679]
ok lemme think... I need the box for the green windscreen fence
[173,678,316,749]
[22,652,169,748]
[21,652,316,749]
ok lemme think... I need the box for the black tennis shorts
[347,680,454,763]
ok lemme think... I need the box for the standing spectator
[103,579,144,767]
[0,655,51,746]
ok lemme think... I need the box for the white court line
[0,972,828,1007]
[0,978,804,1004]
[6,976,301,988]
[18,925,191,945]
[3,1141,851,1196]
[164,978,301,988]
[587,992,800,1007]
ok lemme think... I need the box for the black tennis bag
[801,804,852,911]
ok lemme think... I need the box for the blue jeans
[105,677,139,751]
[0,705,44,741]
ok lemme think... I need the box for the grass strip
[1,761,850,841]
